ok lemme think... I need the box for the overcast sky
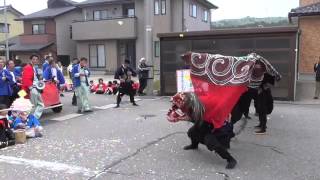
[5,0,299,21]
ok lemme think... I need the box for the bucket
[15,130,26,144]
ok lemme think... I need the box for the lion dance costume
[167,52,281,169]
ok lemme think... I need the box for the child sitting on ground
[13,111,43,138]
[0,104,15,149]
[94,78,107,94]
[106,81,113,95]
[112,80,119,95]
[89,80,96,93]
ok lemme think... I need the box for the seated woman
[0,104,15,149]
[105,81,113,95]
[13,111,43,138]
[94,78,107,94]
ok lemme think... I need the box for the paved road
[0,92,320,180]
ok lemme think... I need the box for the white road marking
[0,155,98,177]
[94,104,117,110]
[51,113,83,121]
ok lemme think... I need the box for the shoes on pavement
[77,110,83,114]
[84,110,93,113]
[314,97,318,99]
[254,129,266,135]
[60,94,64,97]
[114,105,120,108]
[132,103,138,106]
[226,158,237,169]
[183,144,198,150]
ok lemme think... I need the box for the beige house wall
[55,9,82,59]
[299,16,320,73]
[0,12,24,42]
[76,40,118,72]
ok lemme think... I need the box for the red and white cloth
[181,52,281,129]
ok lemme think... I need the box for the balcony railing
[72,16,137,40]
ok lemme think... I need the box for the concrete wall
[300,0,320,6]
[171,0,183,32]
[299,16,320,73]
[55,9,82,58]
[134,0,145,68]
[0,12,24,42]
[76,40,118,72]
[183,0,211,31]
[72,17,137,40]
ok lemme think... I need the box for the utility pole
[144,0,154,95]
[4,0,9,60]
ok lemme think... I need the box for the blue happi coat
[0,69,13,96]
[43,66,65,85]
[13,114,41,129]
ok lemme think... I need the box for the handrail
[72,16,136,23]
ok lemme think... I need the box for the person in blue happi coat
[13,111,43,138]
[43,58,65,90]
[0,59,13,108]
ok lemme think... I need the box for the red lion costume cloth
[167,52,281,169]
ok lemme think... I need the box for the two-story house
[289,0,320,74]
[0,5,24,42]
[7,0,81,65]
[72,0,217,74]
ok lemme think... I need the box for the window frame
[93,10,108,21]
[127,8,135,17]
[203,9,208,22]
[161,0,166,15]
[154,41,160,57]
[154,0,160,15]
[189,3,197,18]
[32,24,45,35]
[89,44,106,68]
[0,23,9,33]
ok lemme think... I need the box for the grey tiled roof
[77,0,131,6]
[289,2,320,17]
[0,36,54,52]
[77,0,217,9]
[17,6,76,20]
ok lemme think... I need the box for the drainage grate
[139,114,156,120]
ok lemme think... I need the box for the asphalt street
[0,92,320,180]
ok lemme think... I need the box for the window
[155,0,166,15]
[154,41,160,57]
[89,44,106,68]
[203,10,208,22]
[190,3,197,18]
[161,0,166,15]
[0,23,9,33]
[69,25,72,39]
[32,24,45,34]
[93,10,108,20]
[128,8,135,17]
[154,0,160,15]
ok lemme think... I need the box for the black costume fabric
[0,118,15,149]
[187,120,235,160]
[114,65,137,106]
